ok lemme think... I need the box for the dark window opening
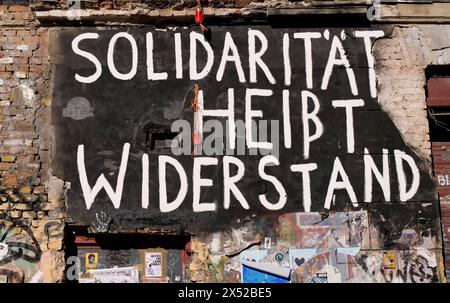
[143,122,180,150]
[426,66,450,197]
[426,66,450,142]
[428,107,450,142]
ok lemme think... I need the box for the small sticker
[383,251,396,269]
[145,252,162,278]
[85,252,99,270]
[63,97,94,120]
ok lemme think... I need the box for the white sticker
[145,252,162,278]
[0,242,8,261]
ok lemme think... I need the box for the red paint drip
[195,7,204,24]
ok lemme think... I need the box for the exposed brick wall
[0,5,65,283]
[375,25,450,281]
[375,26,450,163]
[374,27,432,163]
[0,4,35,26]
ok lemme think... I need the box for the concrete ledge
[33,3,450,25]
[373,3,450,23]
[35,6,371,25]
[267,7,368,15]
[35,8,243,25]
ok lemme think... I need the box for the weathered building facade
[0,0,450,283]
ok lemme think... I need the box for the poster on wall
[85,252,99,270]
[85,267,140,283]
[145,252,162,278]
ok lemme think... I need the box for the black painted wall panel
[50,26,438,232]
